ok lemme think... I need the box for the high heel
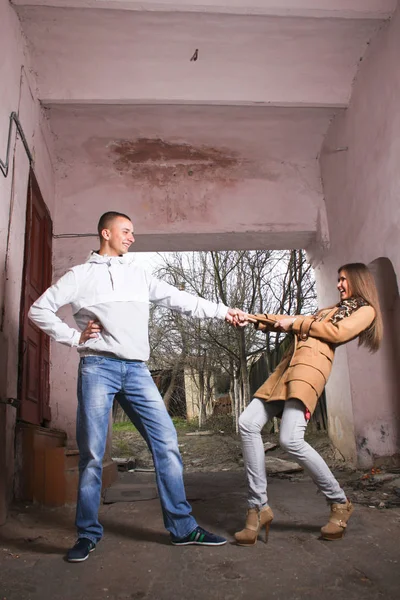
[321,500,353,540]
[235,506,274,546]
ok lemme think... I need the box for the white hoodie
[28,252,229,361]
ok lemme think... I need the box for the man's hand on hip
[79,320,103,345]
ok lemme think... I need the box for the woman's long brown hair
[338,263,383,352]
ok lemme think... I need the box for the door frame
[18,170,53,425]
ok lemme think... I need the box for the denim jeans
[239,398,347,508]
[76,356,197,543]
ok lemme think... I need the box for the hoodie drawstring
[108,264,115,290]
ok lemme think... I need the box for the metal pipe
[53,233,98,239]
[0,111,33,178]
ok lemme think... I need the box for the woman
[236,263,383,546]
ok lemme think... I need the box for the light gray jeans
[239,398,347,507]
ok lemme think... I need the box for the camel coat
[252,305,375,415]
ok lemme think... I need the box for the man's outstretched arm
[147,274,247,325]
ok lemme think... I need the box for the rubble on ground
[112,427,400,508]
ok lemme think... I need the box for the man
[29,211,245,562]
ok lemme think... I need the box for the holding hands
[225,309,256,328]
[225,311,297,332]
[225,308,248,327]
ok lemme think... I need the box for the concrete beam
[53,232,316,263]
[11,0,397,19]
[43,99,347,108]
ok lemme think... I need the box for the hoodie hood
[86,251,136,265]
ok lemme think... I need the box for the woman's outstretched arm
[292,305,375,344]
[250,312,301,332]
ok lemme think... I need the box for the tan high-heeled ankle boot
[235,506,274,546]
[321,500,354,540]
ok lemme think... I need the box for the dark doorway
[18,171,52,425]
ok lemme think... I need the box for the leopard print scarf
[330,297,369,325]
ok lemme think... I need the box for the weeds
[113,416,197,433]
[113,438,132,457]
[113,421,136,432]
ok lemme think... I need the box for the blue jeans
[76,356,197,543]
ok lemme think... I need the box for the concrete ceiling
[16,5,388,106]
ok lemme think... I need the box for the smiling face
[100,216,135,256]
[337,270,352,300]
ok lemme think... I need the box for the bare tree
[147,249,317,431]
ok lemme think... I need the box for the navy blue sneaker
[66,538,96,562]
[171,526,227,546]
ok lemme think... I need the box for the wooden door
[19,171,52,425]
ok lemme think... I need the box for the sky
[131,252,163,272]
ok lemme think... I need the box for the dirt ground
[2,471,400,600]
[112,419,400,510]
[1,420,400,600]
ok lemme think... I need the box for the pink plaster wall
[314,6,400,465]
[48,306,80,445]
[0,0,55,522]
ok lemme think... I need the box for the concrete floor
[1,472,399,600]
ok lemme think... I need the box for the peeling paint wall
[107,137,242,226]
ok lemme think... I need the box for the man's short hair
[97,211,132,238]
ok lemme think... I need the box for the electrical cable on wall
[0,111,33,177]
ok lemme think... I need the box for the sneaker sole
[171,540,227,546]
[67,547,96,562]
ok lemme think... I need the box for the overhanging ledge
[10,0,397,19]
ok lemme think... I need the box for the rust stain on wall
[107,138,242,224]
[79,135,281,225]
[110,138,239,185]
